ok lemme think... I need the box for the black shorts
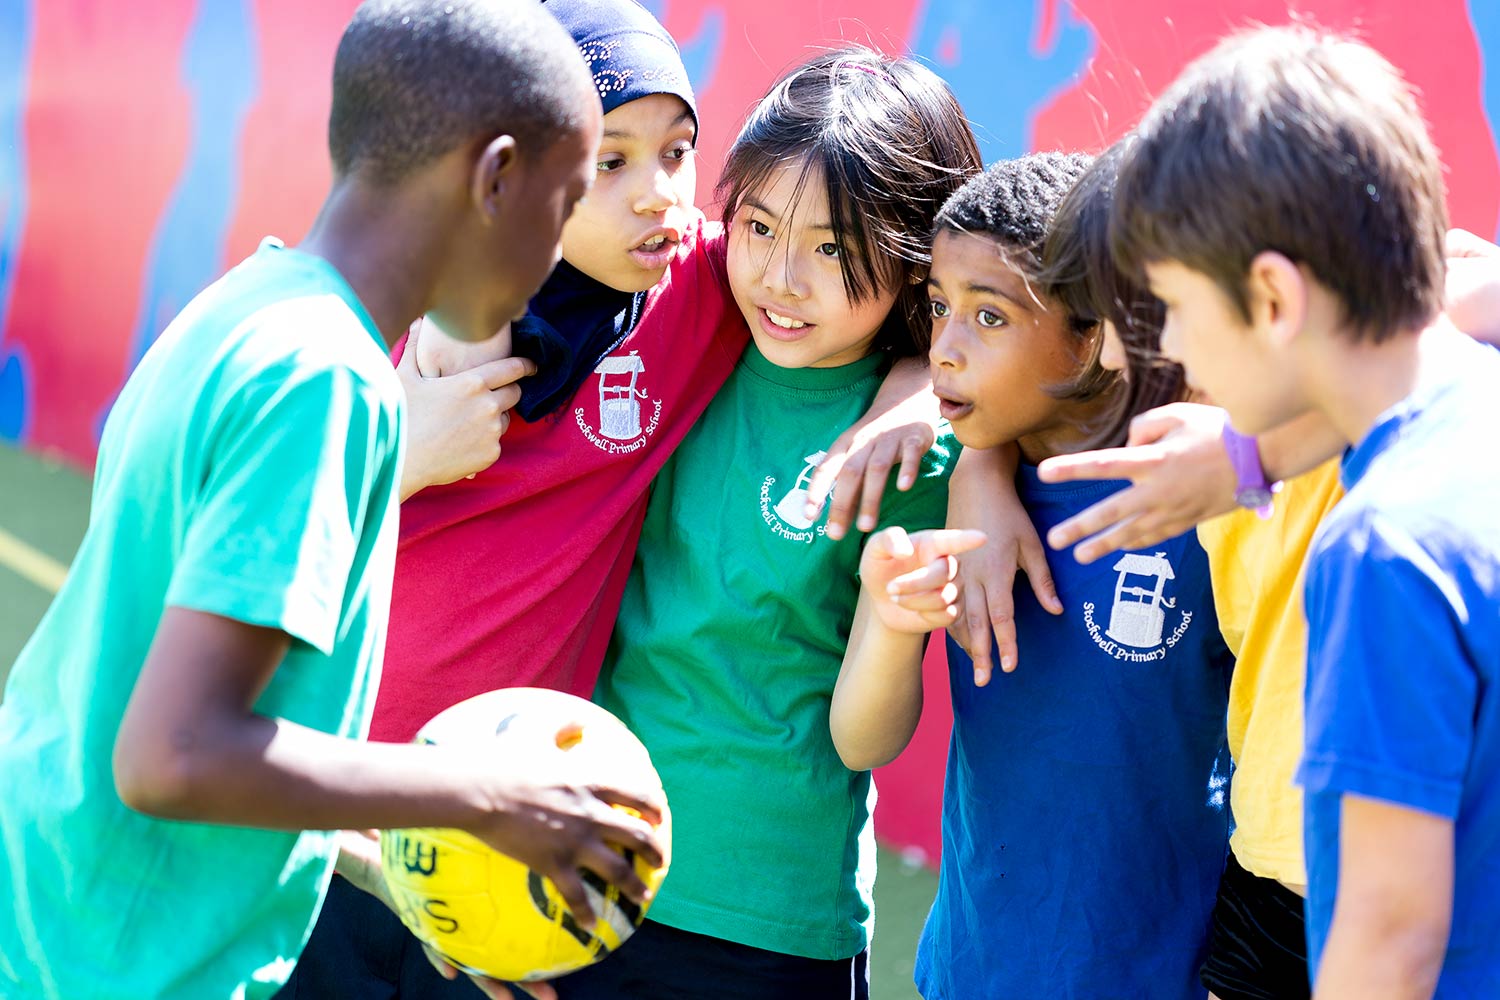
[553,919,870,1000]
[276,874,486,999]
[1199,852,1311,1000]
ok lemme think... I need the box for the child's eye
[749,220,772,238]
[664,145,693,163]
[930,301,949,319]
[977,309,1006,329]
[597,157,625,174]
[816,242,840,258]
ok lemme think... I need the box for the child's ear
[1247,250,1306,349]
[471,134,520,224]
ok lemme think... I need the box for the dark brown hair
[1112,24,1448,343]
[716,47,983,357]
[1040,140,1188,449]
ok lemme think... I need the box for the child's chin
[566,257,662,295]
[948,420,994,450]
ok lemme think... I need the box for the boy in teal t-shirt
[0,4,666,998]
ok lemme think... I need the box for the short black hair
[933,152,1093,276]
[716,47,982,357]
[330,0,595,184]
[1113,24,1448,343]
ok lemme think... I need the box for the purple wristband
[1221,423,1277,519]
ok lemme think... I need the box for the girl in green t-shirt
[566,48,985,1000]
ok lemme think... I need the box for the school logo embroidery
[1082,551,1194,662]
[575,351,662,454]
[759,450,829,543]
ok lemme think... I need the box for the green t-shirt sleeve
[870,428,961,537]
[166,362,399,655]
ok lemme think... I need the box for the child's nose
[636,168,676,213]
[761,245,808,299]
[929,326,961,369]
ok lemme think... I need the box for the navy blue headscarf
[515,0,697,420]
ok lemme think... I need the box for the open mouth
[629,231,680,267]
[756,306,814,342]
[934,390,974,421]
[765,309,806,330]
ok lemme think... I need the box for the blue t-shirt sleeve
[1297,511,1477,819]
[166,362,400,655]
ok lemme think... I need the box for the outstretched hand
[860,527,988,634]
[1037,402,1236,564]
[398,321,534,500]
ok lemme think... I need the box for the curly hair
[933,152,1093,276]
[330,0,595,184]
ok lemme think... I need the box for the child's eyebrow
[952,280,1032,312]
[743,196,833,232]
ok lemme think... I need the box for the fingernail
[898,474,914,490]
[1001,655,1015,673]
[827,524,845,540]
[857,515,876,532]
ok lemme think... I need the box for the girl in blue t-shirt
[832,148,1235,1000]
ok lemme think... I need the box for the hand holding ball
[380,689,671,982]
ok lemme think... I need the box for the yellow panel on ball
[379,688,672,982]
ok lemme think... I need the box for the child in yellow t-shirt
[1034,226,1500,998]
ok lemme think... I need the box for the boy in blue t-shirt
[1114,24,1500,997]
[0,4,667,998]
[833,154,1234,999]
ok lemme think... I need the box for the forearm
[116,711,492,833]
[830,599,927,771]
[1258,410,1347,482]
[873,354,932,411]
[1447,256,1500,345]
[949,442,1020,513]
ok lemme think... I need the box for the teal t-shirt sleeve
[167,362,399,655]
[1298,511,1477,820]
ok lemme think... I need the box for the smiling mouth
[765,309,807,330]
[755,307,815,342]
